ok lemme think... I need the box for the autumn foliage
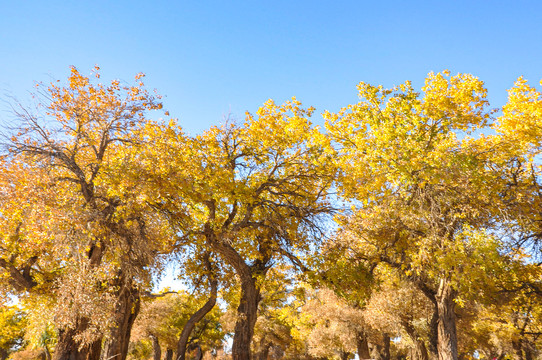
[0,67,541,360]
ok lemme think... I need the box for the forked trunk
[175,276,218,360]
[209,230,271,360]
[232,275,261,360]
[103,283,141,360]
[436,278,457,360]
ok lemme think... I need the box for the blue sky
[1,1,541,134]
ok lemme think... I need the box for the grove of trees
[0,67,541,360]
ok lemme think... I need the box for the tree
[4,66,172,360]
[325,71,500,360]
[137,98,336,359]
[175,252,219,360]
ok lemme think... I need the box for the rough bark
[356,330,371,360]
[103,282,141,360]
[175,266,218,360]
[429,303,439,360]
[436,278,457,360]
[150,334,161,360]
[52,325,102,360]
[231,274,261,360]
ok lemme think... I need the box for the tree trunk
[150,334,161,360]
[103,283,141,360]
[53,325,102,360]
[436,278,457,360]
[175,274,218,360]
[428,303,439,360]
[357,330,371,360]
[209,230,271,360]
[165,349,173,360]
[232,275,261,360]
[401,319,429,360]
[381,334,391,360]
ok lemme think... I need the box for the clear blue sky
[1,1,541,134]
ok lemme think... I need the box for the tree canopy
[1,68,541,360]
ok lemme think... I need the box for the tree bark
[436,278,457,360]
[356,330,371,360]
[103,282,141,360]
[381,334,390,360]
[175,272,218,360]
[53,325,102,360]
[150,334,161,360]
[165,349,173,360]
[208,230,271,360]
[231,274,261,360]
[428,303,439,360]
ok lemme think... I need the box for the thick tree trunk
[208,229,271,360]
[175,274,218,360]
[53,325,102,360]
[436,278,457,360]
[356,330,371,360]
[150,334,161,360]
[165,349,173,360]
[232,275,261,360]
[103,283,141,360]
